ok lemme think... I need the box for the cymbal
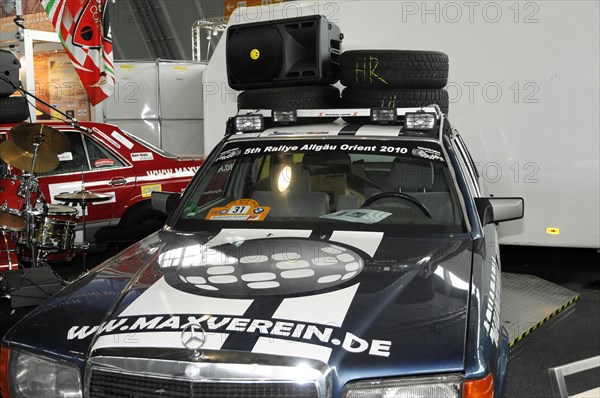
[0,140,60,173]
[54,190,112,203]
[0,211,26,231]
[9,123,70,154]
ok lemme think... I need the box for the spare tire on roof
[0,96,30,123]
[340,50,449,89]
[238,85,340,110]
[237,85,340,125]
[341,87,449,115]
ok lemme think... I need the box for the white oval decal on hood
[159,238,364,297]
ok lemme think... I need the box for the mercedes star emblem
[181,323,206,351]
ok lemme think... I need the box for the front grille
[89,369,318,398]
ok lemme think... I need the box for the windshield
[175,138,466,234]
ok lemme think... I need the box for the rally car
[0,121,203,268]
[0,106,523,397]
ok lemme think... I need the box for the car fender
[464,235,506,389]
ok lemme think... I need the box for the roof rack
[237,106,440,119]
[228,106,444,138]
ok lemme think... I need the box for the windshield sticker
[412,147,444,162]
[206,199,269,221]
[111,130,134,150]
[217,148,241,162]
[226,140,445,163]
[93,158,115,168]
[270,131,329,136]
[141,184,162,198]
[131,152,154,162]
[321,209,392,224]
[57,152,73,162]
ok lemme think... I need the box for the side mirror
[474,197,524,226]
[151,191,181,215]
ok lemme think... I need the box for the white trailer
[203,0,599,249]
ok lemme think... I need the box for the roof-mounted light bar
[231,106,442,134]
[239,106,440,120]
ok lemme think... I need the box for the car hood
[6,228,473,381]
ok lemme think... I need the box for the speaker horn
[0,49,21,97]
[226,15,342,90]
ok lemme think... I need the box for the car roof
[0,121,119,131]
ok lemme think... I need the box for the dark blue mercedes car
[1,106,523,398]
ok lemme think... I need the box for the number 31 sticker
[206,199,270,221]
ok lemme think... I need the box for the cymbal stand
[79,166,89,272]
[79,200,90,272]
[25,135,42,267]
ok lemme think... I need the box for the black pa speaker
[0,49,21,97]
[226,15,342,90]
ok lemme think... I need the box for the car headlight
[9,349,82,398]
[342,374,463,398]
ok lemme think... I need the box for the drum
[33,205,78,250]
[0,176,39,231]
[16,205,78,263]
[0,230,19,271]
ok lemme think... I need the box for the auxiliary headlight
[342,374,463,398]
[234,114,264,132]
[371,107,397,123]
[10,349,82,398]
[272,110,297,124]
[404,112,437,130]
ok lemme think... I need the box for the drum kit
[0,123,111,269]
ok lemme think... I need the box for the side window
[84,136,125,170]
[38,131,88,176]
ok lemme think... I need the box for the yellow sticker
[546,227,560,235]
[141,184,162,198]
[250,49,260,60]
[206,199,270,221]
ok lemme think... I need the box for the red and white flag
[42,0,115,105]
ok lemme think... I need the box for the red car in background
[0,121,203,270]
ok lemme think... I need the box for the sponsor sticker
[58,152,73,161]
[146,166,200,178]
[141,184,162,198]
[111,131,134,150]
[70,278,392,360]
[131,152,154,162]
[321,209,392,224]
[412,146,444,162]
[206,199,269,221]
[93,158,115,168]
[216,148,241,162]
[92,127,121,149]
